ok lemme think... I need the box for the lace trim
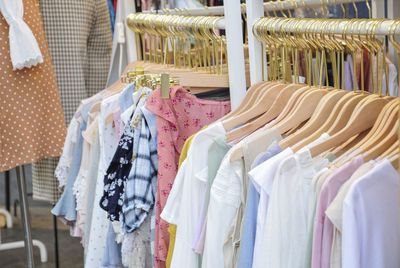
[13,55,43,70]
[55,118,80,189]
[54,156,69,189]
[73,169,89,212]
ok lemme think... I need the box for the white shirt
[161,122,226,268]
[249,147,293,268]
[259,147,329,268]
[85,94,121,268]
[342,159,400,268]
[201,147,244,268]
[254,133,329,268]
[250,133,330,268]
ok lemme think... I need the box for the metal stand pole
[5,170,10,211]
[53,214,59,268]
[16,165,35,268]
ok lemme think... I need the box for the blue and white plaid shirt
[122,113,158,233]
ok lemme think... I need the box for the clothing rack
[143,0,366,15]
[249,17,400,85]
[0,166,48,268]
[5,1,394,267]
[139,0,372,108]
[245,0,391,85]
[0,167,49,268]
[138,4,246,108]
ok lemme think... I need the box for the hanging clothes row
[50,9,400,268]
[51,12,233,268]
[52,72,231,268]
[162,17,400,268]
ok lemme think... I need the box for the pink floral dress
[146,86,230,267]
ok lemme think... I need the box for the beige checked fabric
[32,0,112,203]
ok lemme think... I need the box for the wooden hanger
[226,83,308,142]
[355,100,398,151]
[265,86,313,128]
[362,118,398,162]
[274,88,329,135]
[230,84,313,145]
[88,76,128,114]
[350,100,399,160]
[389,153,399,170]
[291,92,356,150]
[222,82,286,131]
[307,96,389,158]
[333,95,397,162]
[279,90,349,148]
[330,98,395,159]
[378,140,398,160]
[331,129,370,160]
[327,93,376,134]
[229,86,327,162]
[220,81,272,121]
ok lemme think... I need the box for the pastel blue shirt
[237,142,282,268]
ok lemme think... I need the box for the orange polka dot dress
[0,0,66,172]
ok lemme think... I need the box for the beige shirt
[325,161,375,268]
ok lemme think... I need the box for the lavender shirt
[311,156,364,268]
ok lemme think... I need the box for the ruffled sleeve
[0,0,43,70]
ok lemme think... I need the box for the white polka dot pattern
[0,0,66,172]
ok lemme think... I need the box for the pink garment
[145,86,230,267]
[70,214,84,240]
[311,156,364,268]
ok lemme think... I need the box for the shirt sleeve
[122,117,157,233]
[160,159,188,225]
[342,190,361,268]
[99,120,135,222]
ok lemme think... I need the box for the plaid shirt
[122,113,158,233]
[99,88,151,221]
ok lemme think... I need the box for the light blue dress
[52,104,91,222]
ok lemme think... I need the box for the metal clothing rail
[138,0,368,107]
[257,18,400,36]
[247,16,400,85]
[245,0,391,85]
[128,8,247,108]
[143,0,366,16]
[0,166,48,268]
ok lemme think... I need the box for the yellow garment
[166,126,206,268]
